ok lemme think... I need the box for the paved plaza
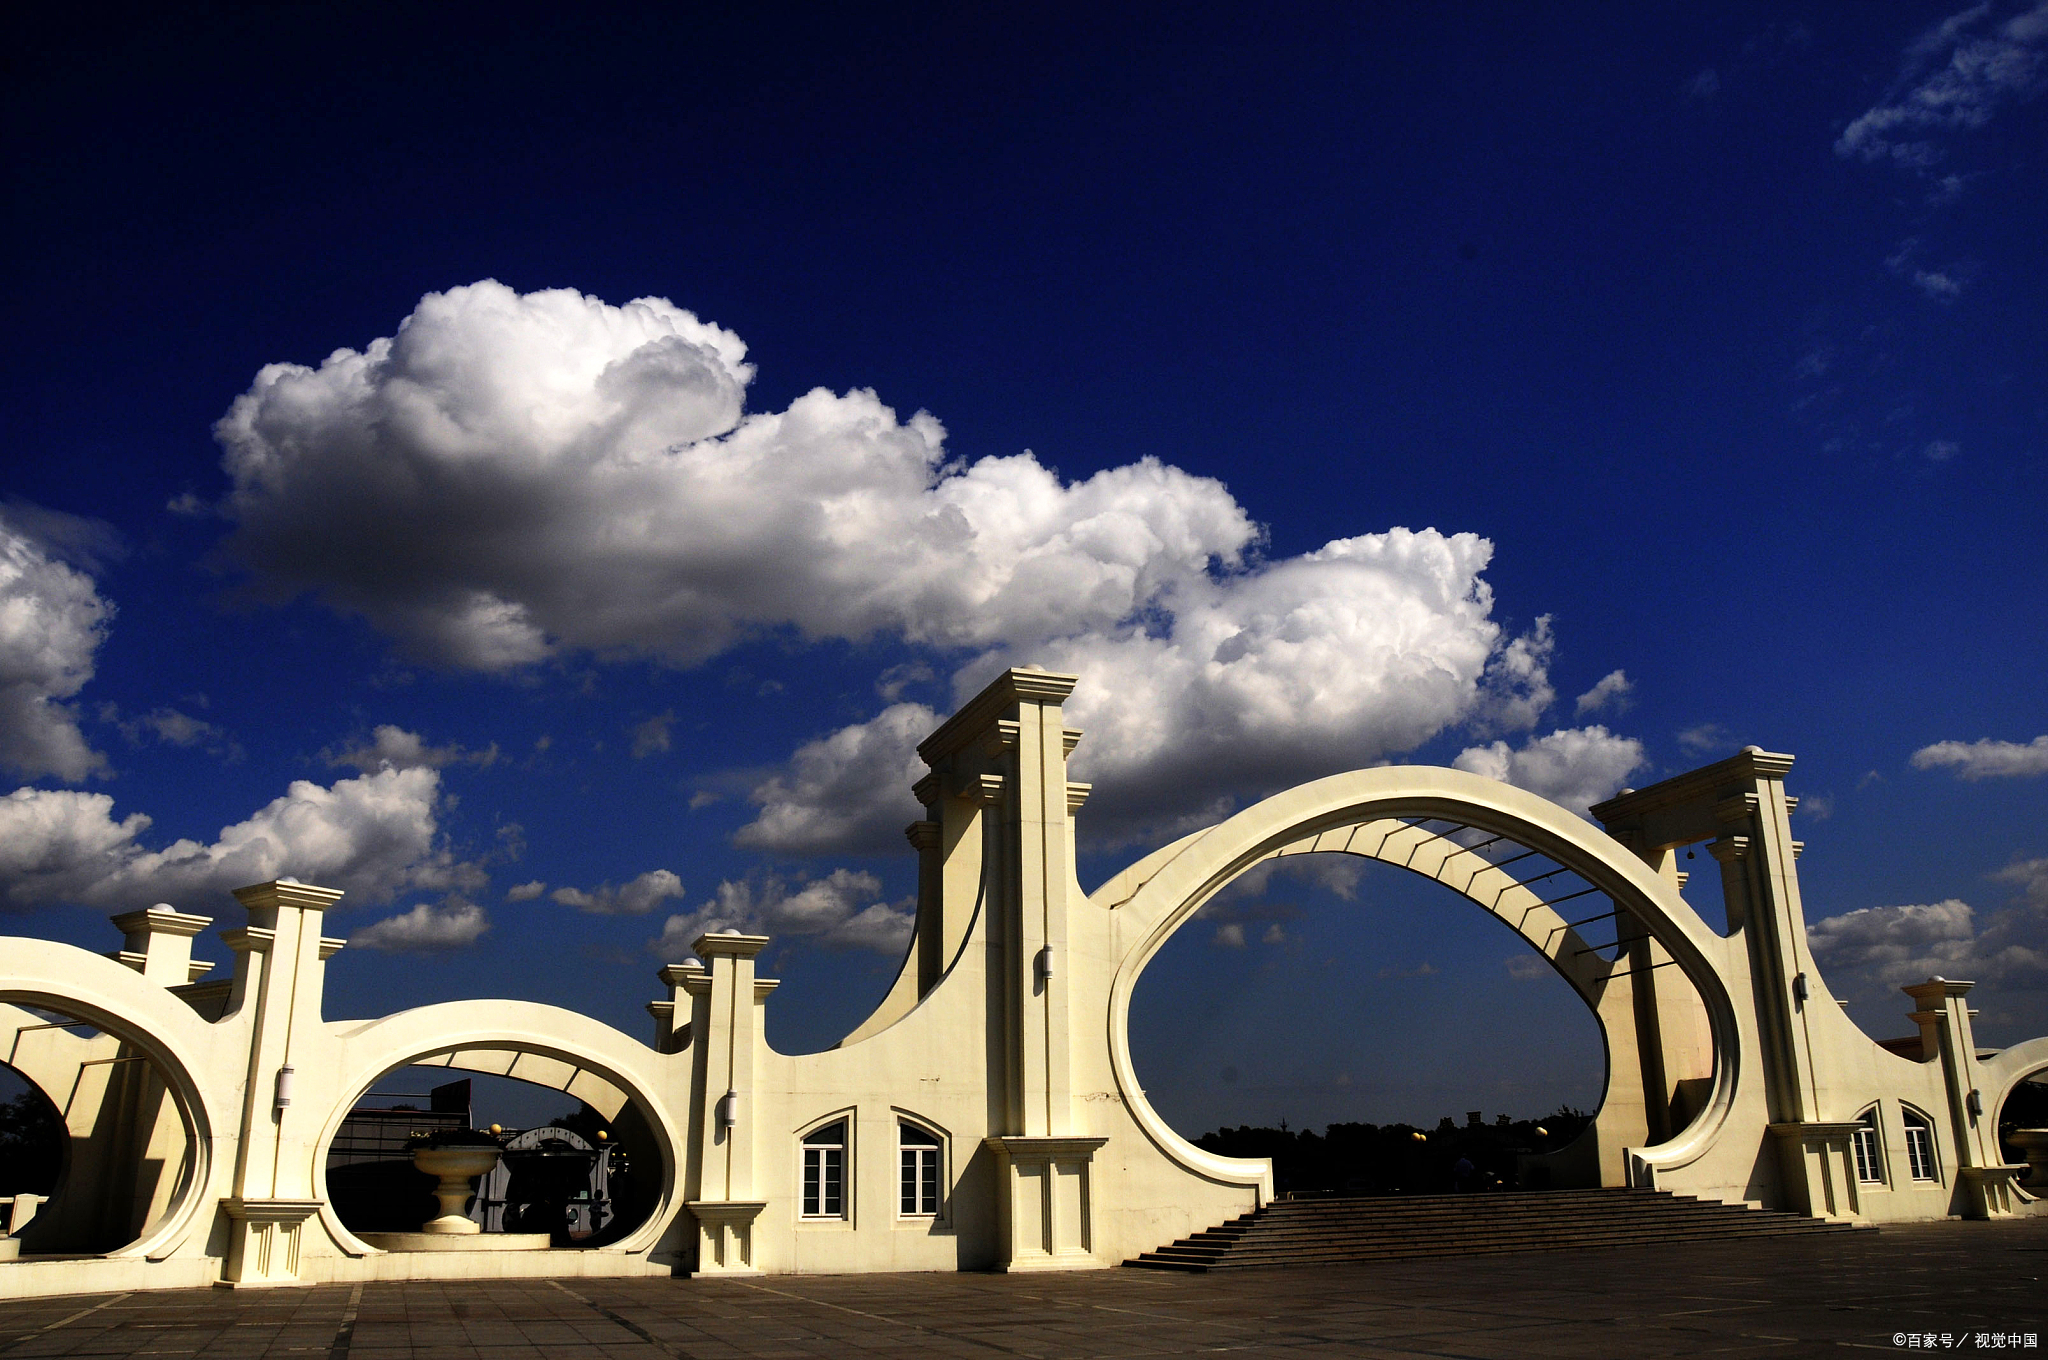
[2,1218,2044,1358]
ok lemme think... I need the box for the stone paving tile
[3,1219,2047,1356]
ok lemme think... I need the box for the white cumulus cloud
[1573,669,1632,716]
[741,532,1551,850]
[211,282,1577,854]
[1809,893,2047,999]
[648,868,913,956]
[1836,2,2048,170]
[551,868,685,916]
[0,766,479,913]
[737,703,936,854]
[0,506,115,782]
[349,897,491,952]
[213,281,1255,671]
[1910,734,2048,779]
[326,724,497,773]
[1452,726,1647,818]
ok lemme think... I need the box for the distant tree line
[1194,1106,1595,1196]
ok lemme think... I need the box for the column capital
[693,931,771,961]
[231,880,346,918]
[917,667,1079,765]
[1902,977,1975,1006]
[1707,835,1750,864]
[110,904,212,939]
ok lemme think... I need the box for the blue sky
[4,2,2044,1133]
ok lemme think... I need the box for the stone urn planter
[2009,1129,2048,1191]
[413,1145,504,1235]
[356,1133,550,1253]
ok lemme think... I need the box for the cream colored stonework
[1,670,2040,1297]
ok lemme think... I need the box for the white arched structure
[2,668,2039,1298]
[1099,767,1739,1197]
[307,1001,689,1260]
[0,940,232,1267]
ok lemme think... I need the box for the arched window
[801,1120,847,1219]
[898,1121,942,1218]
[1851,1107,1883,1184]
[1901,1108,1938,1182]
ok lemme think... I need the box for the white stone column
[916,667,1105,1268]
[682,931,772,1274]
[217,880,345,1287]
[1901,978,2027,1217]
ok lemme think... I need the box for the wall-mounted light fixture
[1035,946,1055,983]
[1792,973,1808,1004]
[1966,1088,1983,1118]
[717,1089,738,1129]
[274,1065,295,1111]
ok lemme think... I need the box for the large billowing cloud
[0,766,480,913]
[1453,726,1647,818]
[741,531,1553,849]
[212,282,1579,851]
[0,506,115,782]
[1809,858,2048,1035]
[735,703,936,855]
[215,280,1255,670]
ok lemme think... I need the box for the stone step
[1124,1189,1862,1272]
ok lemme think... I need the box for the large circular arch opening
[1127,847,1609,1194]
[320,1050,664,1250]
[0,1003,204,1258]
[1108,775,1742,1199]
[1995,1069,2048,1195]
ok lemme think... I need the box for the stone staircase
[1124,1188,1863,1272]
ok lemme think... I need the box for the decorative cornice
[982,1135,1109,1162]
[221,1198,323,1224]
[221,926,277,954]
[1708,835,1749,864]
[754,978,780,1003]
[659,961,706,988]
[1066,783,1093,813]
[1766,1121,1864,1140]
[1590,747,1796,825]
[317,936,347,960]
[232,880,346,915]
[916,668,1080,765]
[110,905,212,939]
[904,820,942,851]
[693,931,772,960]
[911,772,942,807]
[1902,978,1975,1004]
[1714,793,1760,824]
[959,773,1006,805]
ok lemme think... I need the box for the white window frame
[1901,1107,1938,1182]
[799,1118,849,1220]
[898,1120,943,1219]
[1851,1107,1884,1184]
